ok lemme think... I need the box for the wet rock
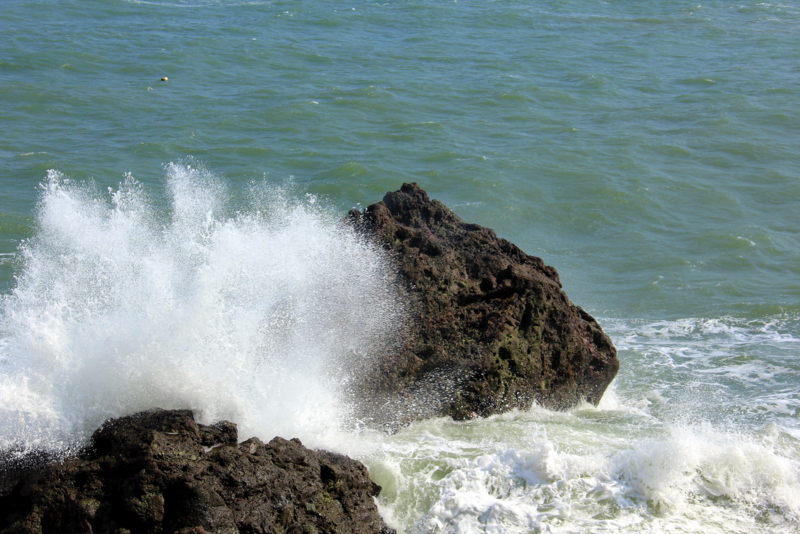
[0,409,393,534]
[347,183,619,425]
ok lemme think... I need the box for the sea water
[1,0,799,532]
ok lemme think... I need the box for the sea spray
[2,169,799,534]
[0,163,406,457]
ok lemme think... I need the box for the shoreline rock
[0,409,393,534]
[0,184,619,533]
[347,183,619,425]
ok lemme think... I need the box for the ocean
[1,0,799,532]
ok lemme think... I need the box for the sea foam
[367,406,800,534]
[0,164,405,457]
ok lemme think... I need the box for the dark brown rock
[0,409,393,534]
[347,183,619,425]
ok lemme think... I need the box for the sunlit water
[2,0,800,532]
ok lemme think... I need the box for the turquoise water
[2,0,799,532]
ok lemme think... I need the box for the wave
[367,404,800,533]
[0,163,405,458]
[361,312,800,533]
[599,315,800,439]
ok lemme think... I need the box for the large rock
[347,183,619,425]
[0,410,393,534]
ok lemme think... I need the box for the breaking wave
[0,163,405,457]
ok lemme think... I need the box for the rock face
[0,410,392,534]
[347,183,619,424]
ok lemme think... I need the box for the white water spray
[0,164,405,457]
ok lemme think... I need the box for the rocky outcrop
[348,183,618,425]
[0,185,617,532]
[0,410,392,534]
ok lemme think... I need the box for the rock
[0,409,393,534]
[347,183,619,425]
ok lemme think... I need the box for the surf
[0,163,405,458]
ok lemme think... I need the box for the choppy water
[2,0,799,532]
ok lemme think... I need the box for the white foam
[0,164,405,456]
[368,411,800,534]
[601,315,800,437]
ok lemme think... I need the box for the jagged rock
[0,409,393,534]
[347,183,619,425]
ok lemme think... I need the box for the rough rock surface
[0,409,392,534]
[347,183,619,424]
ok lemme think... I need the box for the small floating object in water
[161,76,168,81]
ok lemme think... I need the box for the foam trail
[0,164,405,457]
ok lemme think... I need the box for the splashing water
[3,166,800,533]
[0,164,405,457]
[365,406,800,534]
